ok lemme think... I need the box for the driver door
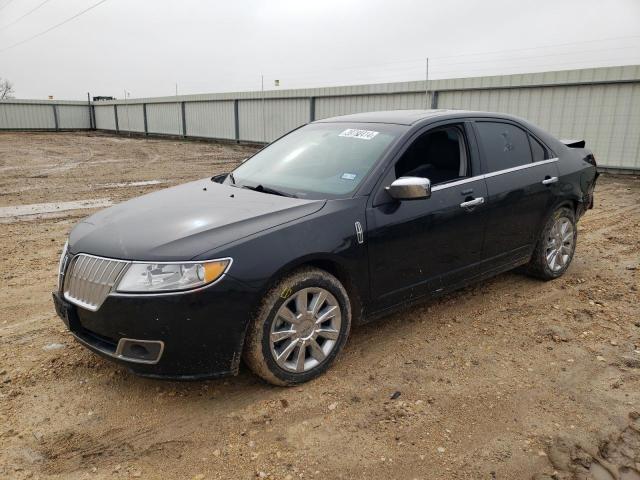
[365,122,489,312]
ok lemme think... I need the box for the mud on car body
[53,109,598,385]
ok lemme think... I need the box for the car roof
[315,109,513,126]
[312,109,564,153]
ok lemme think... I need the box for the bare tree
[0,78,15,99]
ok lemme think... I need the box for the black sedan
[53,110,598,385]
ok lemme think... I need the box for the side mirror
[385,176,431,200]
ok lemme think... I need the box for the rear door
[474,120,560,266]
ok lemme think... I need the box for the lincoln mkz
[53,110,598,385]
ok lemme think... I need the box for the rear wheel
[525,206,577,280]
[243,267,351,386]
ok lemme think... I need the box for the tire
[525,206,577,280]
[243,267,352,386]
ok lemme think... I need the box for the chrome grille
[63,254,129,311]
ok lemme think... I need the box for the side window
[529,135,549,162]
[394,125,468,185]
[476,122,532,172]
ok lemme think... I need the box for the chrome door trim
[429,158,559,192]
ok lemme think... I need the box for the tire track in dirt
[0,133,638,479]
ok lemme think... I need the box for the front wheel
[243,267,351,386]
[525,206,577,280]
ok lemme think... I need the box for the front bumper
[52,275,259,380]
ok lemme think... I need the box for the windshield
[228,123,402,199]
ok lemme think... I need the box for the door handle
[460,197,484,209]
[542,176,558,185]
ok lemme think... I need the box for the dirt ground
[0,131,639,480]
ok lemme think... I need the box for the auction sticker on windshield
[341,173,357,180]
[339,128,379,140]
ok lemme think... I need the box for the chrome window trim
[431,176,483,192]
[482,157,558,179]
[429,158,559,192]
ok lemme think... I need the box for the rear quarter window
[529,135,550,162]
[476,121,532,172]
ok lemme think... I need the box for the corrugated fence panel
[438,83,640,169]
[94,105,116,130]
[116,104,145,132]
[237,100,262,142]
[0,104,9,128]
[185,101,235,139]
[315,92,430,120]
[146,102,183,135]
[238,98,309,142]
[0,103,55,129]
[57,105,91,129]
[2,66,639,169]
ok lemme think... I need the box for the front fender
[197,197,370,314]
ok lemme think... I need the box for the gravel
[0,132,639,479]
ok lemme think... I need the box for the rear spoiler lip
[561,138,586,148]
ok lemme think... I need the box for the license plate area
[52,292,78,329]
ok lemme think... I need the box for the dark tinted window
[476,122,532,172]
[395,126,468,185]
[529,135,548,162]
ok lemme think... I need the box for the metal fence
[0,99,91,130]
[1,65,639,170]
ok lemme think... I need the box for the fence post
[431,91,439,109]
[114,105,119,133]
[181,102,187,138]
[143,103,148,136]
[52,104,59,131]
[87,93,92,129]
[91,105,96,130]
[233,99,240,143]
[309,97,316,122]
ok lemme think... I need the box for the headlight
[115,259,231,293]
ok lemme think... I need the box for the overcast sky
[1,0,639,100]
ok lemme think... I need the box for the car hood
[69,178,325,261]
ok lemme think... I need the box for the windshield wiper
[241,184,296,198]
[228,172,236,184]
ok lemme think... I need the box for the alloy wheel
[545,216,575,272]
[269,287,342,373]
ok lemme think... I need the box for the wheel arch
[252,253,365,326]
[554,199,579,215]
[530,199,578,255]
